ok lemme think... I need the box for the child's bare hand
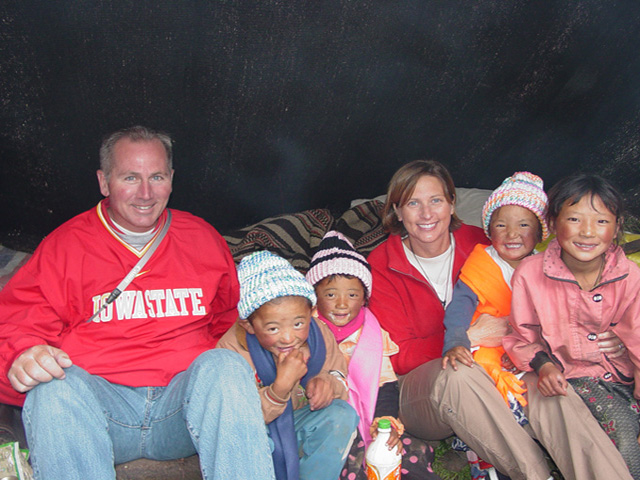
[441,346,474,370]
[306,377,333,411]
[369,417,404,454]
[272,349,308,398]
[501,353,517,372]
[537,363,567,397]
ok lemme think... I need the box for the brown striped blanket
[223,199,387,272]
[0,245,31,291]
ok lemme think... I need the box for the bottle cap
[378,418,391,430]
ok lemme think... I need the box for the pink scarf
[319,307,383,449]
[347,308,383,448]
[316,309,365,343]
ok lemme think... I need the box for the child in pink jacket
[504,174,640,479]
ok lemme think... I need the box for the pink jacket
[504,240,640,384]
[367,224,488,375]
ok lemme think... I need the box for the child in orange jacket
[441,172,549,480]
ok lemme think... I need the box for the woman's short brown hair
[382,160,461,235]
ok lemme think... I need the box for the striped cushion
[0,245,31,291]
[223,209,334,273]
[334,199,388,257]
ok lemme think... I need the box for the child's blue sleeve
[442,280,478,354]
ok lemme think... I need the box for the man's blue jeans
[22,349,276,480]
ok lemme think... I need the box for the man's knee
[186,349,255,400]
[191,349,250,374]
[24,365,91,409]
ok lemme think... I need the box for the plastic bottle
[364,418,402,480]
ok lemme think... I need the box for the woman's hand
[467,314,510,348]
[441,346,474,370]
[598,330,626,359]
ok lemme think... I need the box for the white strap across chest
[86,210,172,323]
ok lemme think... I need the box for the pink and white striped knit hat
[306,231,372,298]
[481,171,549,240]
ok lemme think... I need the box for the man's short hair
[99,126,173,179]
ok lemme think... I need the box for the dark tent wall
[1,1,640,251]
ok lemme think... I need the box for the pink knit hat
[306,231,372,298]
[482,172,549,240]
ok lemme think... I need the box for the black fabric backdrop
[1,1,639,251]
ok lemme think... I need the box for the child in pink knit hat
[441,171,549,479]
[307,231,441,480]
[442,171,549,391]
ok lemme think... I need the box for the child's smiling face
[242,296,312,356]
[553,194,618,273]
[315,275,366,327]
[489,205,540,269]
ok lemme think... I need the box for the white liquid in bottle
[364,418,402,480]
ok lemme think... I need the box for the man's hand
[441,346,474,370]
[305,377,333,411]
[467,314,510,348]
[537,362,567,397]
[8,345,73,393]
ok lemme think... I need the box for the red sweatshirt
[0,201,239,406]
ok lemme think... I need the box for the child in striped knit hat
[307,231,441,480]
[441,171,549,480]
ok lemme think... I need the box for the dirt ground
[115,457,202,480]
[114,441,470,480]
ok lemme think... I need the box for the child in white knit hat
[307,231,441,480]
[216,250,358,480]
[442,172,550,399]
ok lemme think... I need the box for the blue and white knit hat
[236,250,317,319]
